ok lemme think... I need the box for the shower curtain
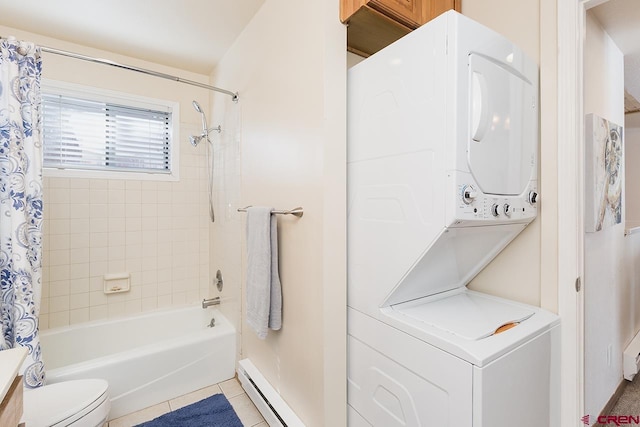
[0,37,45,388]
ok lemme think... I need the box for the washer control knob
[528,191,538,204]
[503,204,513,217]
[462,185,477,204]
[491,204,500,217]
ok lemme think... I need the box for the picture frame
[585,113,623,232]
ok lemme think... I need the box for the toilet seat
[22,379,110,427]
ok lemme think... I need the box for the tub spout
[202,297,220,308]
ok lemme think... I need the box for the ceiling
[1,1,635,105]
[0,0,265,75]
[591,0,640,113]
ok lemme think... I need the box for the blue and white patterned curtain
[0,37,45,389]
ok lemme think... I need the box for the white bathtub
[39,305,236,420]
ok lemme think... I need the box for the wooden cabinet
[363,0,424,29]
[341,0,461,57]
[0,376,23,427]
[0,348,27,427]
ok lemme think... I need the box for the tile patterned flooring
[107,377,266,427]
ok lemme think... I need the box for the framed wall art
[585,113,623,232]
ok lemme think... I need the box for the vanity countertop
[0,347,26,403]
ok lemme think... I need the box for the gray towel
[246,206,282,339]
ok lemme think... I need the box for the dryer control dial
[503,204,513,217]
[462,185,478,204]
[490,204,500,217]
[528,191,538,204]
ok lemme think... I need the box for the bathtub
[39,305,236,420]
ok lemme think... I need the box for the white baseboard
[237,358,305,427]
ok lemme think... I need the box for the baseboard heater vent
[237,358,305,427]
[624,330,640,381]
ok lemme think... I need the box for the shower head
[193,100,209,136]
[189,134,205,147]
[191,99,209,146]
[192,100,204,114]
[189,100,221,147]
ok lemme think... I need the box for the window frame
[41,79,180,181]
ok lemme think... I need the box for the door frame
[557,0,585,425]
[557,0,610,425]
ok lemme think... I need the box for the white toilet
[21,379,110,427]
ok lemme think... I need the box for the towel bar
[237,206,304,218]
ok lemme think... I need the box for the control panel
[447,171,537,226]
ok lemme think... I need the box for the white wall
[627,230,640,346]
[583,11,627,418]
[624,113,640,338]
[626,113,640,228]
[625,105,640,390]
[209,1,347,425]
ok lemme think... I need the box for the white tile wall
[40,124,211,329]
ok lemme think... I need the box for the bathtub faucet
[202,297,221,309]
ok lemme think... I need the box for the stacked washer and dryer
[347,11,559,427]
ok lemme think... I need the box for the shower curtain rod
[40,45,239,102]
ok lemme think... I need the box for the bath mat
[134,393,244,427]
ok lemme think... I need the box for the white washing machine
[347,10,559,427]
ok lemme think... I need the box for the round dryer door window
[467,53,537,196]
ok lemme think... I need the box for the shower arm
[204,125,222,136]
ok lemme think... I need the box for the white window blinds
[42,93,172,174]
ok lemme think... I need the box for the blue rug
[134,393,244,427]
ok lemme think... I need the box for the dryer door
[468,53,537,196]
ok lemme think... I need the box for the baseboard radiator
[624,331,640,381]
[237,359,305,427]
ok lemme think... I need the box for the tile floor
[107,377,266,427]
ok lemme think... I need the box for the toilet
[21,379,110,427]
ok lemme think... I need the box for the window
[42,80,180,180]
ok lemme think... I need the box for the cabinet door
[369,0,423,28]
[368,0,459,29]
[428,0,461,22]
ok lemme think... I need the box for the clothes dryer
[347,10,559,427]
